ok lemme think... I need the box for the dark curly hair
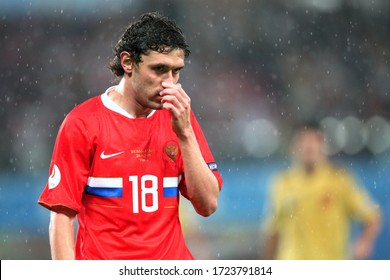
[109,12,191,77]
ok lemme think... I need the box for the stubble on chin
[145,98,164,110]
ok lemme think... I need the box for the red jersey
[38,86,223,260]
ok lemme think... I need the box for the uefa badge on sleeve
[48,164,61,189]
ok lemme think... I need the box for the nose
[163,70,179,84]
[163,71,174,84]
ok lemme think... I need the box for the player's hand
[353,237,373,259]
[160,81,192,138]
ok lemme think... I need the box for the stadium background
[0,0,389,259]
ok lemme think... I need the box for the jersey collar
[100,86,157,119]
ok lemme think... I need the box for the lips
[154,94,163,103]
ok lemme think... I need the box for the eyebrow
[151,63,184,70]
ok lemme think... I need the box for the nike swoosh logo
[100,151,125,159]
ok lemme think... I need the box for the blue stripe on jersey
[163,177,178,197]
[85,185,123,197]
[163,187,178,198]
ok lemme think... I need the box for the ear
[120,51,133,74]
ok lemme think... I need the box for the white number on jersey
[129,175,159,213]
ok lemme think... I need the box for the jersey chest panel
[82,110,183,217]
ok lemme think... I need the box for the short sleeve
[38,114,94,213]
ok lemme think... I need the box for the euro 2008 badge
[48,164,61,189]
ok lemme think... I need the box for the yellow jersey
[266,161,379,260]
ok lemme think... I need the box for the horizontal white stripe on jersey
[163,177,179,188]
[87,177,123,188]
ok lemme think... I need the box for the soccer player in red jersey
[38,12,223,260]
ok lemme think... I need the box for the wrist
[177,127,194,142]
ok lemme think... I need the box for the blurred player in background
[262,122,381,260]
[38,12,223,260]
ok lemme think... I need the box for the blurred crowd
[1,0,389,174]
